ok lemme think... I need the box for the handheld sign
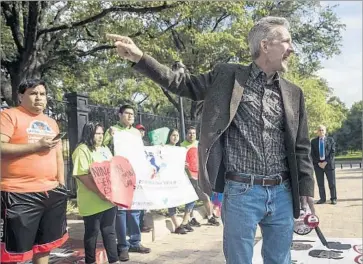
[186,147,199,180]
[148,127,170,145]
[90,156,136,208]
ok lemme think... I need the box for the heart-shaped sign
[90,156,136,208]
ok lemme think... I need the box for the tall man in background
[311,125,337,204]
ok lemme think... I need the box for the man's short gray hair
[248,16,290,60]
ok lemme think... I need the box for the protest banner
[148,127,170,145]
[90,156,136,208]
[114,131,198,210]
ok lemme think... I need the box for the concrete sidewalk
[64,168,362,263]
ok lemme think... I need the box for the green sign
[148,127,170,145]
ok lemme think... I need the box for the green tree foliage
[283,57,348,138]
[332,101,363,153]
[0,0,348,129]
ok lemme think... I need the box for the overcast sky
[317,1,362,108]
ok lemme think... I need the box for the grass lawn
[335,151,362,161]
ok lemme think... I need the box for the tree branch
[1,2,23,52]
[37,2,180,37]
[22,2,28,40]
[160,88,181,113]
[211,13,229,32]
[52,2,71,25]
[23,2,40,57]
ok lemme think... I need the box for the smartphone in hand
[53,132,67,141]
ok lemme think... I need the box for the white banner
[114,131,198,210]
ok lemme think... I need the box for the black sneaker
[181,223,194,232]
[119,250,129,262]
[174,226,187,234]
[208,216,220,226]
[129,244,151,254]
[189,218,201,227]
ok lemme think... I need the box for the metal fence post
[64,92,90,196]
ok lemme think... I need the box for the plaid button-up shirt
[223,63,289,176]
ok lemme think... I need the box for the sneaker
[129,244,151,254]
[189,218,201,227]
[181,223,194,232]
[174,226,187,234]
[208,216,220,226]
[119,250,129,262]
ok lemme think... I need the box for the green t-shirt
[72,144,114,216]
[180,140,199,149]
[103,123,141,152]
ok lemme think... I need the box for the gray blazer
[134,54,314,218]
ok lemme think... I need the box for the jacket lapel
[230,65,251,122]
[279,79,295,147]
[279,79,294,127]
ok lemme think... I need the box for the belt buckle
[249,175,254,186]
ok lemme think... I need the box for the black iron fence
[46,93,198,195]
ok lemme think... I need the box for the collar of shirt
[250,62,280,84]
[116,122,132,129]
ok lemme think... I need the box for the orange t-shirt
[1,106,60,192]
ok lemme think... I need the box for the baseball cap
[135,124,145,130]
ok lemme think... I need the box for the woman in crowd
[72,122,120,264]
[166,129,196,234]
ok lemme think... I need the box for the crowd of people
[2,15,339,264]
[0,81,220,263]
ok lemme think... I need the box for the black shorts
[1,185,68,263]
[189,178,210,202]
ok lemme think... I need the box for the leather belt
[225,172,290,186]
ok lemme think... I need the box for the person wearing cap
[135,124,150,146]
[103,105,151,262]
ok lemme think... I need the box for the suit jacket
[311,136,336,170]
[134,54,314,219]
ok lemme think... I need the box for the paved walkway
[66,168,362,263]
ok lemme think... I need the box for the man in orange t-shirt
[0,79,68,264]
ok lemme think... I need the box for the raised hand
[106,34,143,63]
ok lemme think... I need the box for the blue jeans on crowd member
[168,201,195,216]
[116,210,141,252]
[221,175,294,264]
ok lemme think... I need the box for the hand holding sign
[90,156,136,208]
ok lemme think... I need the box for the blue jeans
[221,176,294,264]
[116,210,141,251]
[168,201,195,216]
